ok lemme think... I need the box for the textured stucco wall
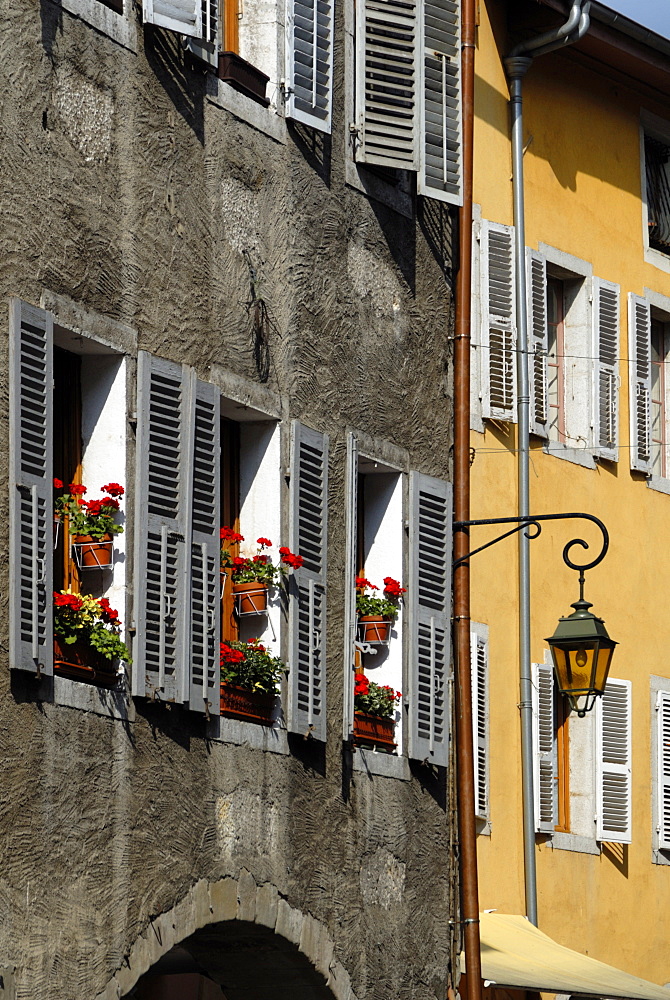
[0,1,457,997]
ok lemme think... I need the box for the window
[652,681,670,862]
[650,317,670,478]
[644,130,670,257]
[627,293,670,478]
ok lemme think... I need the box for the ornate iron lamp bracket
[453,512,609,583]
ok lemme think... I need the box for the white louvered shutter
[480,221,516,421]
[527,250,549,439]
[187,378,221,716]
[593,278,620,461]
[628,294,653,474]
[143,0,203,39]
[134,353,190,704]
[532,662,557,833]
[355,0,420,170]
[657,690,670,851]
[408,472,452,767]
[288,421,329,741]
[418,0,461,205]
[343,432,358,740]
[285,0,333,132]
[9,300,54,677]
[596,678,632,844]
[471,631,488,819]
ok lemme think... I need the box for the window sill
[647,475,670,496]
[206,74,287,144]
[55,0,137,51]
[208,714,289,754]
[53,672,134,720]
[351,746,411,781]
[644,245,670,275]
[652,848,670,866]
[541,441,597,470]
[543,831,600,855]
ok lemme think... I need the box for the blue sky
[605,0,670,38]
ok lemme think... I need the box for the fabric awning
[460,913,670,1000]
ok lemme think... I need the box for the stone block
[192,879,212,929]
[210,878,238,922]
[255,882,279,930]
[276,898,303,947]
[237,869,257,923]
[327,961,355,1000]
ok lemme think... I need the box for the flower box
[72,533,114,569]
[353,711,397,752]
[358,615,392,643]
[232,581,268,615]
[220,682,277,725]
[218,51,270,107]
[53,638,119,687]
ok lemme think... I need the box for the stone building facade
[0,0,461,993]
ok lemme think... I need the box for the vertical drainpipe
[503,2,591,928]
[453,0,482,997]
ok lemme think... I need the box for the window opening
[220,417,241,644]
[546,276,566,444]
[645,134,670,255]
[555,686,570,833]
[651,316,668,479]
[53,347,82,595]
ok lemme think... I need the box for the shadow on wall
[369,194,416,295]
[419,198,456,286]
[144,26,206,144]
[289,121,332,188]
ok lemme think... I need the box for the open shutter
[187,378,221,716]
[629,294,653,474]
[343,432,358,739]
[134,353,190,704]
[285,0,334,132]
[354,0,420,170]
[288,421,329,741]
[532,661,556,833]
[657,690,670,850]
[596,678,632,844]
[480,221,516,421]
[471,631,488,819]
[408,471,452,766]
[593,278,620,461]
[418,0,461,205]
[143,0,203,39]
[9,300,54,677]
[527,250,549,439]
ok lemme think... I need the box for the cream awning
[460,913,670,1000]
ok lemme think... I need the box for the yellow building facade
[470,0,670,987]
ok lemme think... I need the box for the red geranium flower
[232,556,248,567]
[355,576,377,591]
[100,496,120,510]
[257,537,272,547]
[53,478,63,489]
[383,577,406,597]
[354,672,370,696]
[101,483,124,497]
[68,484,87,496]
[220,526,244,543]
[279,546,290,555]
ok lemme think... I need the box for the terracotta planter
[353,711,397,751]
[72,533,113,569]
[53,637,118,687]
[220,682,276,725]
[233,581,268,614]
[218,51,270,107]
[358,615,392,643]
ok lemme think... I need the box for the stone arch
[95,871,355,1000]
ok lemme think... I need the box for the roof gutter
[503,0,590,929]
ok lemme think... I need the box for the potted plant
[353,672,402,751]
[355,576,406,643]
[221,528,303,614]
[54,481,125,569]
[220,639,284,724]
[53,590,131,686]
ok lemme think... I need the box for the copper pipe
[453,0,482,998]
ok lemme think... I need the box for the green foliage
[353,674,401,719]
[220,640,284,694]
[53,591,131,663]
[355,593,399,618]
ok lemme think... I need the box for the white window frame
[641,111,670,276]
[595,677,632,845]
[633,288,670,491]
[651,675,670,863]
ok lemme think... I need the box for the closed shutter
[408,471,452,767]
[480,221,516,421]
[134,353,190,704]
[527,250,548,439]
[143,0,203,39]
[343,432,358,739]
[418,0,461,205]
[628,294,653,474]
[596,678,632,844]
[355,0,420,170]
[288,421,329,741]
[187,378,221,716]
[471,631,488,819]
[285,0,334,132]
[9,299,54,677]
[657,690,670,850]
[532,661,557,833]
[593,278,620,461]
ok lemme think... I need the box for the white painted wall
[238,0,282,109]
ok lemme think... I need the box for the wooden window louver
[471,631,488,819]
[480,221,516,421]
[286,0,334,131]
[532,661,557,833]
[628,294,653,474]
[596,678,632,844]
[657,690,670,850]
[526,250,549,438]
[418,0,462,205]
[593,278,620,461]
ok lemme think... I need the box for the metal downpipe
[503,2,590,929]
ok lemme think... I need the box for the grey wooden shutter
[418,0,462,205]
[527,250,549,439]
[596,677,632,844]
[187,378,221,716]
[342,432,358,740]
[480,221,516,421]
[657,690,670,851]
[408,471,452,766]
[143,0,203,39]
[532,661,557,833]
[628,294,653,474]
[471,630,488,819]
[355,0,420,170]
[285,0,333,132]
[593,278,620,461]
[9,300,54,677]
[134,353,190,704]
[288,421,329,741]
